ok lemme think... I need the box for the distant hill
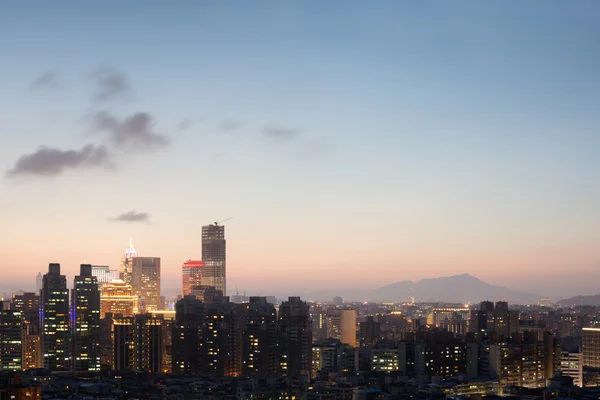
[557,294,600,307]
[307,273,540,304]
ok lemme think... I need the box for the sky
[1,1,599,299]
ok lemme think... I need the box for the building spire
[129,236,134,249]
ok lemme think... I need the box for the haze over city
[1,2,600,298]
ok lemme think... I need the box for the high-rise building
[583,328,600,368]
[202,223,226,295]
[120,238,137,285]
[279,297,312,378]
[241,297,278,377]
[0,309,22,371]
[360,316,381,347]
[181,260,203,297]
[131,257,161,312]
[11,292,39,336]
[22,320,42,370]
[326,309,357,347]
[113,314,163,372]
[35,273,43,295]
[172,295,204,375]
[100,279,137,318]
[91,265,119,285]
[72,264,101,372]
[41,263,70,371]
[561,351,583,387]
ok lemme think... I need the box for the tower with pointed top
[120,238,137,285]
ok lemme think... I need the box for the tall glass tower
[72,264,101,372]
[41,263,70,371]
[201,223,226,295]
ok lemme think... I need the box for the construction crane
[214,217,233,226]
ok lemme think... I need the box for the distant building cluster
[3,221,600,398]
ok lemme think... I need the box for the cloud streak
[219,119,243,132]
[92,111,169,150]
[6,145,111,177]
[31,71,61,90]
[92,67,131,102]
[263,124,300,141]
[109,210,150,223]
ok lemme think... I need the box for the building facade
[131,257,161,312]
[0,309,22,371]
[182,260,203,297]
[100,279,137,318]
[72,264,101,372]
[91,265,119,285]
[201,223,226,295]
[41,263,70,371]
[120,238,137,285]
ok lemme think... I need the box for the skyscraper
[326,309,357,347]
[100,279,138,318]
[0,309,22,371]
[35,273,43,295]
[72,264,101,372]
[241,297,279,377]
[181,260,203,296]
[113,314,163,372]
[41,263,70,371]
[120,238,137,285]
[279,297,312,378]
[131,257,161,312]
[202,223,226,295]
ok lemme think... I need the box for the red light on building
[182,260,203,296]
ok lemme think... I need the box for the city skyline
[1,2,600,296]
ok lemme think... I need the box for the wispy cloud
[31,71,61,90]
[92,67,131,102]
[92,111,169,150]
[263,124,300,141]
[219,119,243,132]
[178,117,205,131]
[109,210,150,223]
[6,145,111,177]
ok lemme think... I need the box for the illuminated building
[113,314,163,372]
[11,293,39,336]
[583,328,600,368]
[100,279,137,318]
[72,264,101,372]
[181,260,202,296]
[561,351,583,387]
[202,223,226,295]
[326,309,357,347]
[22,320,42,370]
[131,257,161,312]
[489,340,547,388]
[120,238,137,285]
[311,339,357,378]
[241,297,278,377]
[428,307,470,327]
[91,265,119,285]
[41,263,70,371]
[372,344,399,372]
[279,297,312,378]
[0,309,22,371]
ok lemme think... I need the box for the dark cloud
[92,111,169,150]
[6,145,111,177]
[263,124,300,141]
[178,117,205,131]
[92,67,130,102]
[31,71,61,90]
[109,210,150,223]
[219,119,243,132]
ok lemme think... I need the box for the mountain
[307,273,540,304]
[557,294,600,307]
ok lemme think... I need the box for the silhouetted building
[202,223,226,296]
[279,297,312,378]
[182,260,203,297]
[131,257,161,312]
[113,314,163,372]
[360,316,381,347]
[41,263,70,371]
[72,264,101,372]
[241,297,278,377]
[172,295,204,374]
[0,309,22,371]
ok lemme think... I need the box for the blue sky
[1,1,599,298]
